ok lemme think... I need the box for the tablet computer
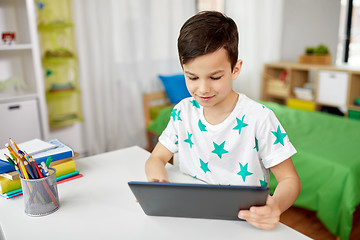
[128,181,269,220]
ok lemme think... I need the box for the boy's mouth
[198,96,214,102]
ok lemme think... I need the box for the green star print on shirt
[198,120,207,131]
[233,115,248,135]
[237,163,253,182]
[211,141,228,159]
[254,137,259,152]
[171,109,182,121]
[260,177,267,187]
[191,99,200,108]
[200,159,211,173]
[272,125,287,146]
[184,132,194,148]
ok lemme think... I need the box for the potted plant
[298,44,331,65]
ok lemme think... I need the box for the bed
[144,91,360,240]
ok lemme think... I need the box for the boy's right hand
[136,178,169,203]
[148,178,169,183]
[145,142,172,183]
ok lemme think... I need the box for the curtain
[72,0,195,155]
[225,0,284,100]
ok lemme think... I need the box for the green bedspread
[147,101,360,240]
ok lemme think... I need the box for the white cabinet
[317,71,349,109]
[0,97,41,144]
[0,0,49,141]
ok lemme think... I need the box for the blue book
[0,139,74,174]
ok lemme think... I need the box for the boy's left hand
[238,195,281,230]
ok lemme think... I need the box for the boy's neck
[203,91,239,125]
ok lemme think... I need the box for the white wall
[48,123,86,156]
[281,0,341,64]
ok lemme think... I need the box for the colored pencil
[4,154,22,178]
[5,143,29,179]
[5,143,18,159]
[18,158,29,179]
[18,150,39,179]
[4,154,15,167]
[17,151,35,179]
[24,161,35,179]
[45,156,52,168]
[41,180,58,207]
[20,150,38,179]
[28,153,44,178]
[9,138,20,152]
[9,150,29,180]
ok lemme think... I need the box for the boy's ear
[232,60,243,80]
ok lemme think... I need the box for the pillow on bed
[159,74,191,104]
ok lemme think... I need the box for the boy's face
[183,47,242,110]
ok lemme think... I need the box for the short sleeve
[158,106,181,153]
[256,110,297,168]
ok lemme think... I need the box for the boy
[145,11,301,230]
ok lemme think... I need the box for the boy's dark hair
[178,11,239,70]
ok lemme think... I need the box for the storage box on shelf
[261,62,360,119]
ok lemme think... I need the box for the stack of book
[0,139,82,199]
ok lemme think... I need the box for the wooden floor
[280,206,360,240]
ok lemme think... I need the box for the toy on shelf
[0,77,26,93]
[1,32,16,45]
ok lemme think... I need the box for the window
[337,0,360,65]
[196,0,224,13]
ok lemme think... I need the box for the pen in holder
[20,167,60,216]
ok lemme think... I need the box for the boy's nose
[198,80,211,94]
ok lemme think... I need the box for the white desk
[0,146,311,240]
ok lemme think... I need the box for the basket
[298,54,331,65]
[46,90,83,127]
[42,57,78,92]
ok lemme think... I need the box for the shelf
[0,44,33,51]
[0,92,38,103]
[0,0,49,139]
[348,105,360,111]
[262,62,360,119]
[315,102,344,108]
[38,23,73,31]
[42,56,76,62]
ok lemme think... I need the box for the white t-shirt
[159,93,296,186]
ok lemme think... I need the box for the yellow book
[0,159,76,194]
[0,152,79,180]
[287,98,315,112]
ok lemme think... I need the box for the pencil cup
[20,167,60,216]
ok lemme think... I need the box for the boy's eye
[211,76,222,80]
[188,76,198,81]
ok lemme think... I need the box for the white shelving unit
[0,0,49,143]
